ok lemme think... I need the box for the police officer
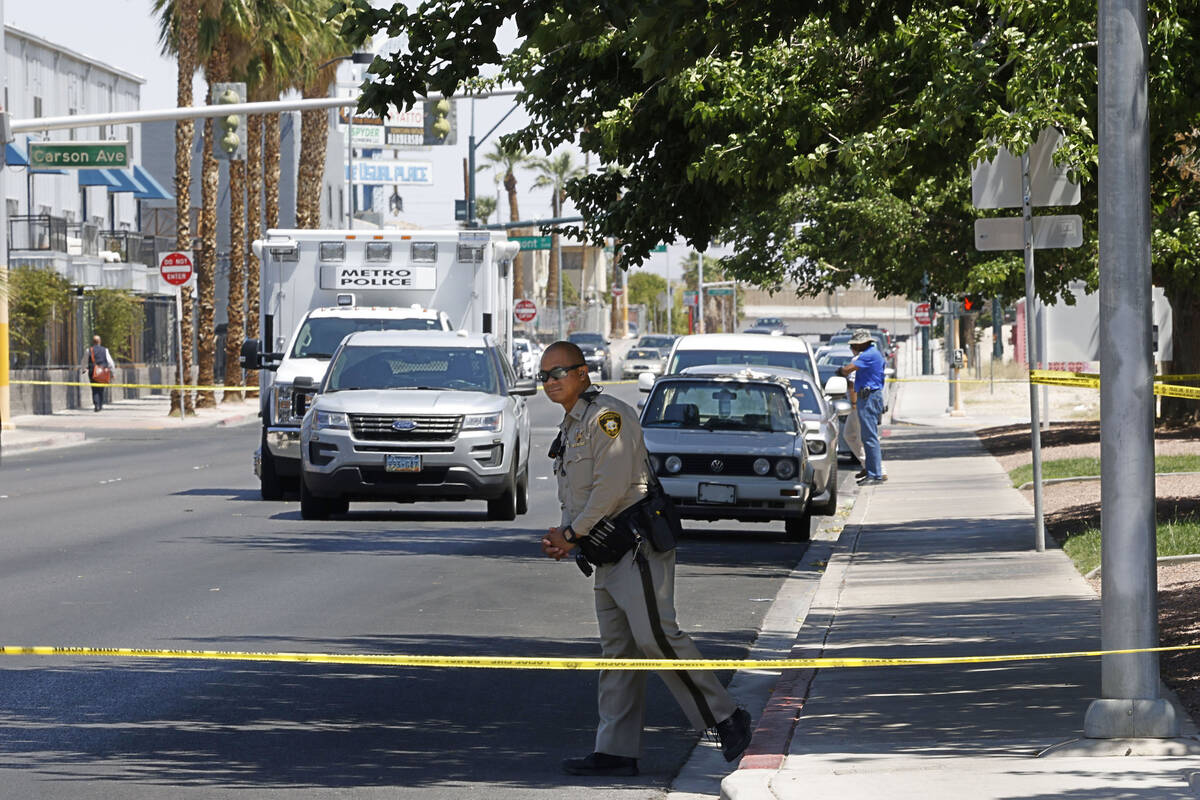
[539,341,752,777]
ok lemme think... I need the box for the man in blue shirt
[839,330,886,484]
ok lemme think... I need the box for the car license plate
[698,482,736,504]
[385,454,421,473]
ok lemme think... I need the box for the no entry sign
[914,302,933,326]
[514,299,538,323]
[159,251,195,287]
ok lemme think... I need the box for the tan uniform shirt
[555,389,650,538]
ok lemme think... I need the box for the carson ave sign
[28,141,130,169]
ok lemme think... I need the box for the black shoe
[562,752,638,777]
[716,708,753,762]
[855,469,867,479]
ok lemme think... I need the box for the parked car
[830,327,896,369]
[754,317,788,332]
[297,330,537,521]
[568,331,612,380]
[512,336,537,379]
[623,347,667,379]
[662,332,818,380]
[637,334,678,351]
[639,369,814,540]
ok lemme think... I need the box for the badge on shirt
[597,410,622,439]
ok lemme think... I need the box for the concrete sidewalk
[1,393,260,457]
[721,393,1200,797]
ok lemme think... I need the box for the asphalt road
[0,382,814,799]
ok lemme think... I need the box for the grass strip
[1010,454,1200,488]
[1061,518,1200,576]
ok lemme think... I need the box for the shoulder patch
[597,410,622,439]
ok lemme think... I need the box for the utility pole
[696,252,705,335]
[1084,0,1180,740]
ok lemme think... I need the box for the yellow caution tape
[1029,370,1100,388]
[12,379,257,392]
[1,643,1199,670]
[1154,382,1200,401]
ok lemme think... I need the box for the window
[338,189,344,222]
[33,96,43,117]
[643,380,796,433]
[411,242,437,262]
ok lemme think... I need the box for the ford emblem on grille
[710,459,725,473]
[392,419,418,431]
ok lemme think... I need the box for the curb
[1016,471,1200,491]
[1085,553,1200,580]
[0,431,87,457]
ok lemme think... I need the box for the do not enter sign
[160,251,195,287]
[914,302,933,326]
[514,299,538,323]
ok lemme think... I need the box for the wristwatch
[562,525,579,543]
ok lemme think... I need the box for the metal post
[1085,0,1179,739]
[556,233,564,340]
[0,0,9,432]
[665,250,672,334]
[1022,151,1046,554]
[696,252,705,335]
[346,99,353,230]
[1038,300,1050,430]
[946,300,957,410]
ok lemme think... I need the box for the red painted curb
[739,667,816,767]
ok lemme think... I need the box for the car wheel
[487,466,519,521]
[784,511,812,542]
[299,477,333,521]
[515,462,529,516]
[260,432,284,501]
[812,463,839,516]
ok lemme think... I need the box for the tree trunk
[171,0,198,417]
[1161,281,1200,426]
[505,172,524,301]
[196,115,219,408]
[296,87,331,229]
[264,112,281,229]
[223,157,246,401]
[245,113,263,393]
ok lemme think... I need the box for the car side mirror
[637,373,656,393]
[292,376,317,417]
[511,379,538,397]
[823,375,849,396]
[636,398,646,411]
[885,367,895,378]
[240,338,262,369]
[832,399,852,417]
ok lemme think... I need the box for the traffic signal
[422,98,456,145]
[960,294,984,314]
[212,82,247,160]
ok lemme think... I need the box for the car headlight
[664,455,682,474]
[274,384,294,423]
[753,457,771,475]
[775,458,797,480]
[806,439,827,455]
[463,412,503,432]
[315,410,348,430]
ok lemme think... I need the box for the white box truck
[242,228,519,500]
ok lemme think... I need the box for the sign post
[160,252,195,424]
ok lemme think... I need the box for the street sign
[511,235,552,251]
[971,128,1081,209]
[682,290,699,307]
[914,302,933,326]
[28,140,129,169]
[611,287,625,297]
[514,299,538,323]
[706,287,734,296]
[974,215,1084,251]
[346,160,433,186]
[159,251,195,287]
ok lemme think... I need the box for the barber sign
[333,265,436,290]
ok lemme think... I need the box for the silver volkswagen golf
[297,331,536,521]
[639,370,814,540]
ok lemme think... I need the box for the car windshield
[628,349,660,360]
[569,333,605,346]
[786,379,824,414]
[669,349,814,376]
[326,345,500,393]
[818,352,854,367]
[291,316,445,359]
[638,336,674,349]
[643,380,796,432]
[829,333,852,345]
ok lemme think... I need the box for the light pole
[320,52,374,230]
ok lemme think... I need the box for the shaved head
[542,341,585,365]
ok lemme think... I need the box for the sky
[4,0,699,275]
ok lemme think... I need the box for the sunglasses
[538,363,587,383]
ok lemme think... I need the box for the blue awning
[131,165,172,201]
[78,168,120,188]
[5,142,66,174]
[104,168,144,194]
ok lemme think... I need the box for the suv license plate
[698,482,736,504]
[385,454,422,473]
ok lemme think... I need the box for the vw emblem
[710,459,725,473]
[392,419,418,431]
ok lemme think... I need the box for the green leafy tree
[628,271,666,332]
[8,267,72,367]
[90,289,145,362]
[475,195,497,225]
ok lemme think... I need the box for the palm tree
[295,18,351,229]
[480,141,529,300]
[475,195,497,225]
[530,150,584,310]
